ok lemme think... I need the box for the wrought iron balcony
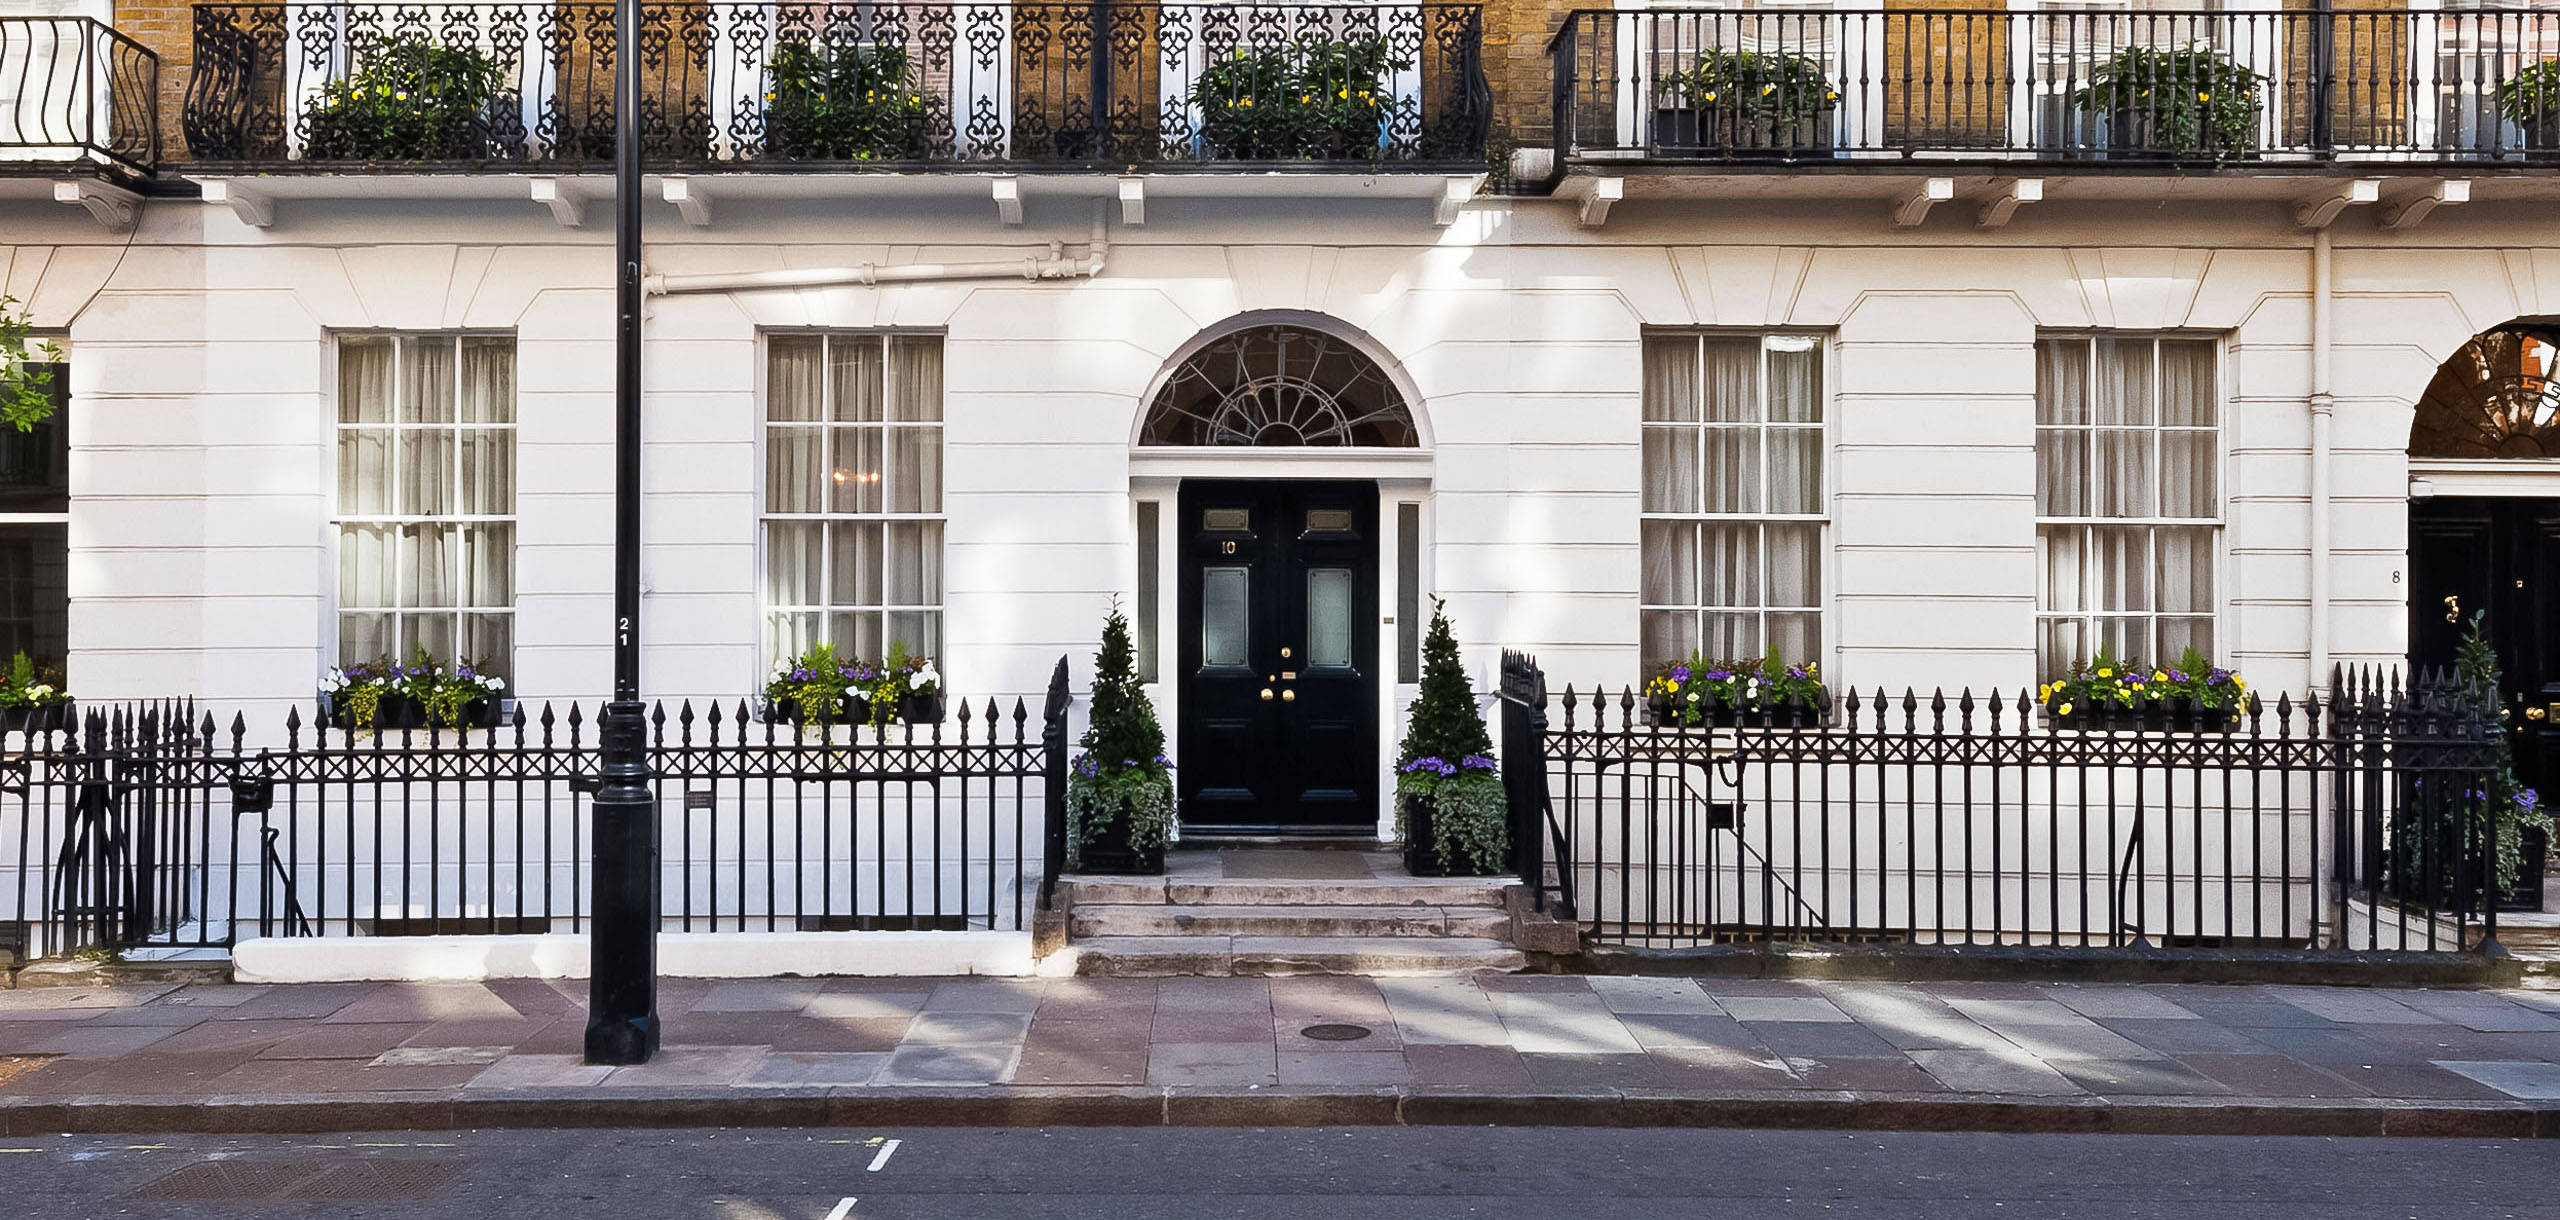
[1550,7,2560,168]
[183,1,1490,171]
[0,17,160,176]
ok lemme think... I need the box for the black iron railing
[1550,7,2560,166]
[0,17,160,175]
[1,662,1069,963]
[1500,652,2509,955]
[182,1,1488,169]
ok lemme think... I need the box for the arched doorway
[2404,322,2559,908]
[1136,321,1424,836]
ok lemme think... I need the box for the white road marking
[866,1140,900,1172]
[823,1197,859,1220]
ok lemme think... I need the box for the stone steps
[1071,935,1529,978]
[1062,877,1511,909]
[1070,902,1512,940]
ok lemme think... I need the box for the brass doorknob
[1281,689,1295,702]
[2531,706,2549,721]
[1260,688,1274,701]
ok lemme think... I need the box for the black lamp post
[584,0,660,1067]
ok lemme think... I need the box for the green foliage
[765,641,940,728]
[0,296,63,434]
[764,39,936,161]
[1393,600,1506,874]
[1644,646,1825,726]
[1191,39,1407,161]
[0,651,68,710]
[2453,612,2553,894]
[2041,644,2250,719]
[2072,42,2263,159]
[1395,769,1507,876]
[1668,49,1839,122]
[1067,601,1174,862]
[1398,599,1492,767]
[304,38,509,161]
[2497,59,2560,125]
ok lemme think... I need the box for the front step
[1073,935,1528,978]
[1070,902,1512,940]
[1063,877,1510,909]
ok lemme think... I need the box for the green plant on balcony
[1659,49,1838,153]
[1191,39,1407,161]
[2072,42,2263,160]
[0,296,62,433]
[2495,58,2560,149]
[762,39,937,161]
[303,37,511,162]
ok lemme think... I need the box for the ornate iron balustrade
[0,17,160,175]
[1550,7,2560,166]
[183,1,1488,169]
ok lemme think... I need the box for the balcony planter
[2496,60,2560,153]
[761,40,938,163]
[1652,106,1835,158]
[1191,38,1407,162]
[2072,44,2263,162]
[2520,110,2560,153]
[299,39,519,163]
[2042,697,2232,733]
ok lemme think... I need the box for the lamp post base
[584,697,660,1066]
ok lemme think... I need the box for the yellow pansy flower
[2096,667,2113,679]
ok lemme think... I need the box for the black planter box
[1403,794,1450,877]
[2044,698,2233,733]
[2517,110,2560,154]
[0,703,75,735]
[2102,104,2257,160]
[900,691,946,725]
[761,695,878,727]
[326,691,500,733]
[1653,106,1835,157]
[2501,823,2549,913]
[1073,792,1166,876]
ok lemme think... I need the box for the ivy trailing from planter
[2071,42,2263,160]
[0,295,63,432]
[1066,601,1174,874]
[1394,599,1508,876]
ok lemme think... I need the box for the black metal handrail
[183,1,1489,170]
[1551,7,2560,166]
[1500,654,2509,955]
[2,663,1072,961]
[0,17,160,175]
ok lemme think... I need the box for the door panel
[2409,497,2558,836]
[1177,481,1379,832]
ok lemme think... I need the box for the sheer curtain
[1641,337,1699,514]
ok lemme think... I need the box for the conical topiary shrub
[1394,599,1507,876]
[1066,600,1174,874]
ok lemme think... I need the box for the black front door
[1177,480,1379,833]
[2409,497,2559,877]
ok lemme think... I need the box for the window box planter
[759,694,878,728]
[1644,692,1824,728]
[899,691,946,725]
[325,692,502,734]
[0,703,74,735]
[2042,698,2233,733]
[1652,106,1834,157]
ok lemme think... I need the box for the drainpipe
[645,210,1108,296]
[2310,227,2333,695]
[2311,225,2339,949]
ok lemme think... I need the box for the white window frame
[758,330,947,671]
[2033,331,2226,678]
[327,331,518,679]
[1638,330,1832,669]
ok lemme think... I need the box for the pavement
[4,974,2560,1137]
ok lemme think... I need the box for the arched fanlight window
[1140,324,1417,447]
[2410,325,2560,459]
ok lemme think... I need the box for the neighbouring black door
[2409,497,2559,906]
[1177,480,1379,833]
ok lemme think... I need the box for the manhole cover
[1300,1023,1373,1042]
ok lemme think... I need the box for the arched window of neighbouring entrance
[2410,324,2560,459]
[1140,324,1418,447]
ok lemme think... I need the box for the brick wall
[112,0,192,159]
[1479,0,1571,145]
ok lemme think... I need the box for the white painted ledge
[231,931,1036,983]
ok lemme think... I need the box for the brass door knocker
[2443,594,2460,624]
